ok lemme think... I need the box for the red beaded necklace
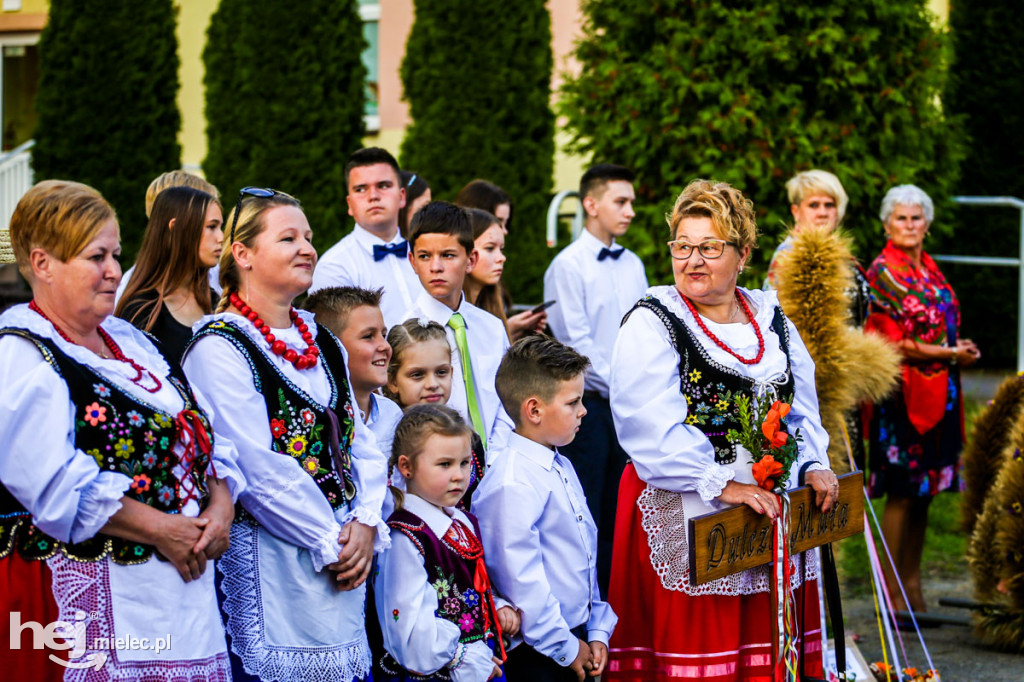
[680,290,765,365]
[29,300,163,393]
[229,292,319,370]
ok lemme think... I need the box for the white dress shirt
[183,311,389,680]
[543,229,648,397]
[610,286,829,500]
[472,432,617,665]
[366,392,404,461]
[311,224,424,329]
[404,292,514,454]
[0,304,240,673]
[375,494,500,682]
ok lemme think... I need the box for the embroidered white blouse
[0,304,241,677]
[473,432,617,666]
[610,286,829,502]
[183,310,389,680]
[375,494,500,682]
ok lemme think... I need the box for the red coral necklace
[680,290,765,365]
[29,300,163,393]
[229,292,319,370]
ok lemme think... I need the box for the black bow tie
[373,241,408,261]
[598,246,625,262]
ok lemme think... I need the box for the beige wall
[175,0,218,173]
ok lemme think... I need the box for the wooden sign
[688,472,864,585]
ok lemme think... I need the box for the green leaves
[560,0,965,287]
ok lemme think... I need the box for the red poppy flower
[271,418,287,438]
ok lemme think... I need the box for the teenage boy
[474,335,617,682]
[311,148,423,329]
[403,200,513,452]
[542,163,647,595]
[303,286,403,456]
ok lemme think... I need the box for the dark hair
[116,186,218,332]
[345,147,401,188]
[389,404,473,510]
[580,163,636,199]
[407,201,474,254]
[496,335,591,427]
[398,170,430,234]
[455,179,511,224]
[303,286,383,338]
[463,208,508,329]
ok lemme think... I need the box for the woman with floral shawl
[866,184,980,617]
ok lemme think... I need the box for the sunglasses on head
[228,187,281,244]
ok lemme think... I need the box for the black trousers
[557,393,627,597]
[503,626,588,682]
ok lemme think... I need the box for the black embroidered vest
[189,320,357,512]
[381,508,499,680]
[0,328,213,564]
[624,295,795,464]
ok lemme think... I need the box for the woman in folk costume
[183,188,389,681]
[0,180,239,680]
[606,179,839,681]
[865,184,979,616]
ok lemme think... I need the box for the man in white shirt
[402,201,514,453]
[542,163,648,596]
[310,148,423,329]
[473,335,617,681]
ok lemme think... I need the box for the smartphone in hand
[530,300,556,314]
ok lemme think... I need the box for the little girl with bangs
[375,405,520,682]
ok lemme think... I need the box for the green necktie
[447,313,487,443]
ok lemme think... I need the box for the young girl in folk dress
[375,404,520,682]
[383,319,486,513]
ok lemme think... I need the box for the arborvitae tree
[940,0,1024,366]
[401,0,554,301]
[560,1,965,287]
[204,0,366,250]
[32,0,181,255]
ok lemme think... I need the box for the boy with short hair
[311,147,423,328]
[542,162,647,594]
[473,335,617,681]
[403,200,513,452]
[304,286,403,455]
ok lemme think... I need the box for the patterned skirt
[606,464,823,682]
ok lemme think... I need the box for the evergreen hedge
[560,1,965,289]
[400,0,554,301]
[32,0,181,256]
[941,0,1024,366]
[204,0,366,251]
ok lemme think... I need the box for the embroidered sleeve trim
[695,464,735,503]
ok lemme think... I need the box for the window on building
[1,33,39,152]
[359,1,380,132]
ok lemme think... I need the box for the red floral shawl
[865,241,960,435]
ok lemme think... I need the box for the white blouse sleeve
[339,376,390,552]
[784,318,831,480]
[375,530,463,675]
[182,334,343,571]
[191,383,246,502]
[0,335,130,543]
[609,306,735,501]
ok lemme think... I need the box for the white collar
[578,228,617,254]
[402,493,471,538]
[0,303,170,379]
[651,285,777,328]
[353,223,405,250]
[415,290,466,326]
[507,431,556,470]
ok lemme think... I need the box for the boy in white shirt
[403,201,514,453]
[473,335,617,682]
[542,163,647,594]
[303,286,403,456]
[311,148,423,329]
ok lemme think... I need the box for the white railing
[0,139,34,230]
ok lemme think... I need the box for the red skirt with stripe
[606,464,823,681]
[2,551,66,682]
